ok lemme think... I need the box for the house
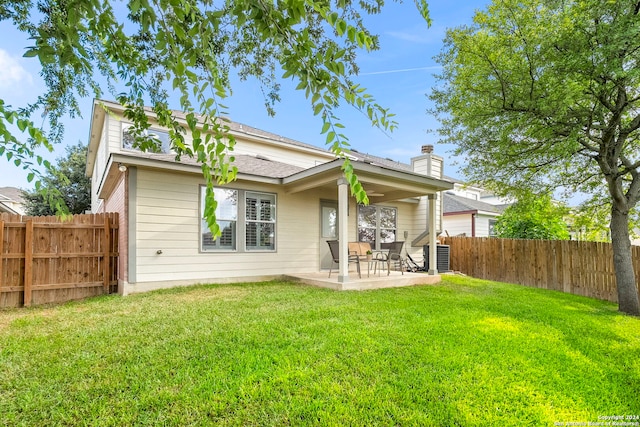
[442,179,506,237]
[0,187,26,215]
[86,100,454,294]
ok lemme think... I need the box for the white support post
[337,178,349,283]
[428,194,438,275]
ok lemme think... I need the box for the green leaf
[23,48,39,58]
[326,131,336,144]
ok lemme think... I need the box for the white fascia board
[476,210,501,217]
[86,99,107,177]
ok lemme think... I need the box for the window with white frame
[201,188,238,250]
[122,123,171,154]
[200,187,276,252]
[245,192,276,251]
[357,205,397,249]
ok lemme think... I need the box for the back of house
[87,99,453,294]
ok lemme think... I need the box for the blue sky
[0,0,489,190]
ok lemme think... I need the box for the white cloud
[0,49,33,89]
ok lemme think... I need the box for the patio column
[428,194,438,275]
[337,177,349,283]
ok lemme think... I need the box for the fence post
[24,219,33,307]
[103,216,110,291]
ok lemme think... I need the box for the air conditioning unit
[423,244,450,272]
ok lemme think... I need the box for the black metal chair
[327,240,361,278]
[380,241,405,275]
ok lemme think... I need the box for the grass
[1,275,639,426]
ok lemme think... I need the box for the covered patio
[283,158,454,284]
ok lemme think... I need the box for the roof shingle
[443,192,502,215]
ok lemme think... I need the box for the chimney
[411,144,444,245]
[421,144,434,154]
[411,145,443,179]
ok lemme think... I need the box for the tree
[494,194,569,240]
[0,0,430,236]
[568,196,613,242]
[22,143,91,216]
[430,0,640,315]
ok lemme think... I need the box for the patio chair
[380,241,405,275]
[327,240,361,278]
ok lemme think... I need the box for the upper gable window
[122,123,171,154]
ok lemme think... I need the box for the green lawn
[1,275,639,426]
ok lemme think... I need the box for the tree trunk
[610,206,640,316]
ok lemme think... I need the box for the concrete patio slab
[284,270,441,291]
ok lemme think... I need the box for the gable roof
[0,186,23,202]
[443,192,503,215]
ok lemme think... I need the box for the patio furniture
[327,240,361,278]
[380,241,405,275]
[348,241,384,277]
[371,250,388,276]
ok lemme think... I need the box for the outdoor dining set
[327,240,405,279]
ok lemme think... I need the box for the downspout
[471,213,476,237]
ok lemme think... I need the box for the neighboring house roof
[0,186,23,202]
[494,203,511,212]
[0,186,25,215]
[443,192,503,216]
[442,174,463,184]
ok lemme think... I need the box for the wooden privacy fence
[0,213,119,308]
[440,236,640,303]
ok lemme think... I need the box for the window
[357,205,397,249]
[200,187,276,252]
[245,192,276,251]
[489,219,498,237]
[202,188,238,250]
[358,205,377,244]
[321,205,337,238]
[122,124,171,154]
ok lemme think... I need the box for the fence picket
[103,219,110,290]
[24,220,33,307]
